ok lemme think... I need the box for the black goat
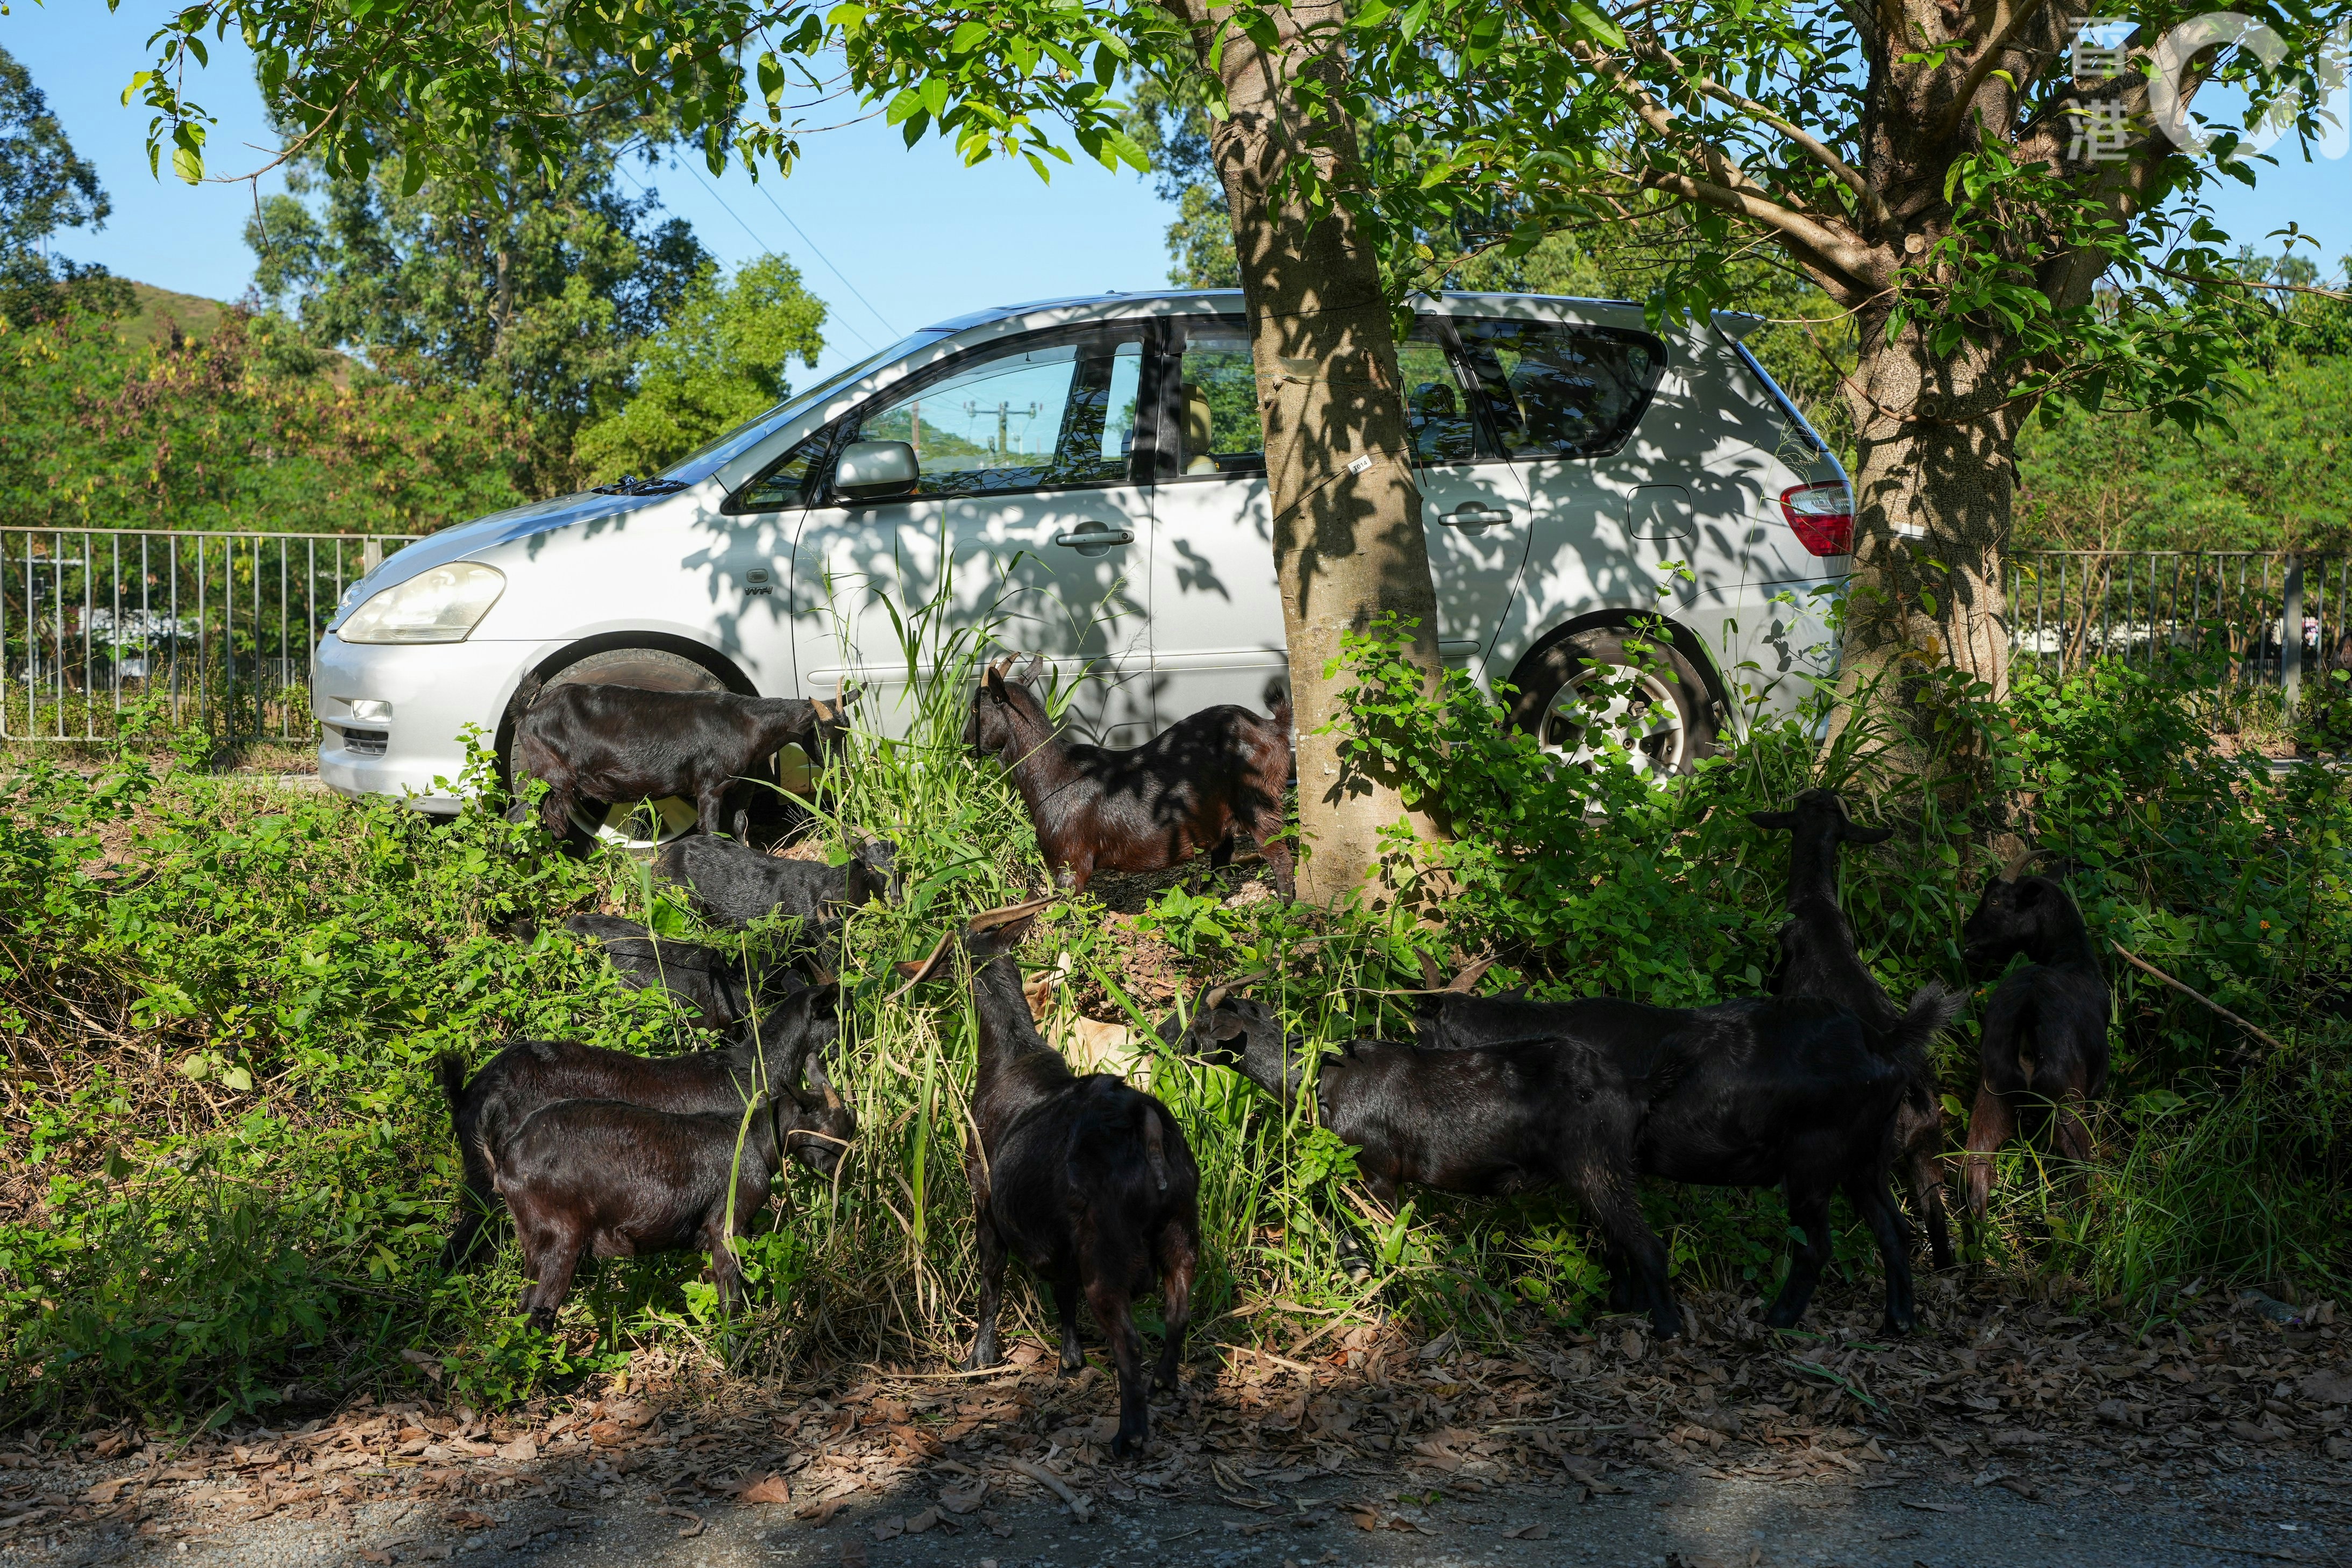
[434,982,850,1273]
[562,913,805,1033]
[900,904,1200,1458]
[964,657,1293,897]
[653,835,900,928]
[1172,987,1680,1337]
[1419,987,1959,1333]
[1750,790,1955,1269]
[495,1091,790,1329]
[510,676,858,843]
[1958,872,2111,1217]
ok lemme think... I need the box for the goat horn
[1201,967,1271,1014]
[1416,950,1444,991]
[1445,955,1495,993]
[967,895,1057,933]
[2000,840,2036,881]
[888,930,958,999]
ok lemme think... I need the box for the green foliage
[0,305,536,534]
[248,140,710,490]
[572,254,828,484]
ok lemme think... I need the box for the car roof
[917,288,1661,338]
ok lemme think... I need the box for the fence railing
[2006,550,2346,705]
[3,528,417,743]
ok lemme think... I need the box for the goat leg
[1961,1081,2016,1221]
[1087,1278,1151,1459]
[1052,1270,1087,1374]
[439,1164,502,1274]
[1765,1183,1835,1329]
[518,1226,584,1332]
[1153,1217,1197,1392]
[1846,1174,1917,1334]
[1574,1169,1680,1339]
[1908,1144,1955,1271]
[965,1209,1008,1371]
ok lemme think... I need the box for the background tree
[0,44,131,322]
[247,138,711,490]
[1328,0,2350,730]
[572,252,828,482]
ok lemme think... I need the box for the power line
[743,175,901,340]
[618,157,880,354]
[673,160,892,353]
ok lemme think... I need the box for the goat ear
[983,664,1010,703]
[837,681,864,711]
[1208,1009,1249,1043]
[1843,821,1895,846]
[1748,810,1797,831]
[2014,878,2048,906]
[1021,654,1047,686]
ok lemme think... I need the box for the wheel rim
[1538,663,1691,779]
[573,796,701,850]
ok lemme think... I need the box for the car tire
[514,645,735,854]
[1503,623,1721,779]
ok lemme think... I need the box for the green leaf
[1564,0,1624,47]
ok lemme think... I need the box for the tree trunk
[1831,314,2021,752]
[1161,0,1445,904]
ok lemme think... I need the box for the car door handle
[1052,525,1135,549]
[1444,504,1514,529]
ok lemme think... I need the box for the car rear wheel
[526,646,732,853]
[1504,624,1720,781]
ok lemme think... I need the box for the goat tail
[1264,678,1293,736]
[1141,1105,1172,1195]
[433,1052,471,1125]
[1892,983,1966,1059]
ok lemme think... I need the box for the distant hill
[118,281,229,349]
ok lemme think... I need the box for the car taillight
[1780,481,1854,557]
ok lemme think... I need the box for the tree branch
[1935,0,2057,146]
[1624,167,1880,291]
[1629,38,1894,233]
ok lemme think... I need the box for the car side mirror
[834,440,918,501]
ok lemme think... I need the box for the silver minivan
[313,289,1849,844]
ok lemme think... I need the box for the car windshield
[657,330,948,483]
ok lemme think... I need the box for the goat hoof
[1110,1428,1145,1460]
[962,1348,1002,1373]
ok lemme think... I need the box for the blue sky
[5,1,2347,389]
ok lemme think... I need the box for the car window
[730,431,832,513]
[1172,328,1264,476]
[849,334,1145,498]
[1396,327,1482,464]
[1455,320,1665,459]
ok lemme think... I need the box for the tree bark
[1831,314,2021,744]
[1160,0,1445,903]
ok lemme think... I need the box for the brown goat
[963,657,1293,896]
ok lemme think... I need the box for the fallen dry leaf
[871,1516,904,1542]
[358,1551,393,1565]
[739,1476,793,1506]
[495,1438,536,1464]
[939,1479,989,1515]
[796,1496,848,1527]
[840,1540,869,1568]
[657,1506,705,1538]
[443,1509,496,1530]
[905,1507,942,1534]
[2299,1370,2352,1405]
[1504,1522,1550,1540]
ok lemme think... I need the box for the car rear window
[1454,320,1666,459]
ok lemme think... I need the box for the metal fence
[2,528,417,742]
[2007,551,2346,705]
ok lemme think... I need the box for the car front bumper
[312,634,548,812]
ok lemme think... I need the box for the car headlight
[338,563,505,644]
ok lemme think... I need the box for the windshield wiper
[590,475,690,496]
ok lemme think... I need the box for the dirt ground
[6,1277,2346,1568]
